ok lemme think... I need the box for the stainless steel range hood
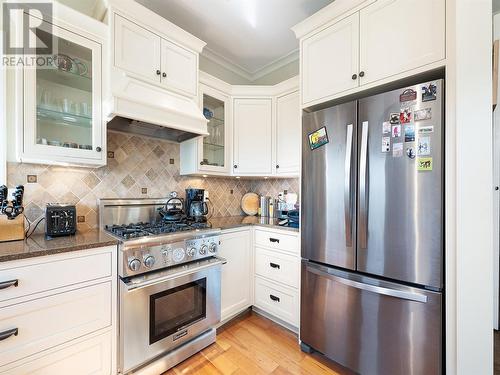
[106,74,208,142]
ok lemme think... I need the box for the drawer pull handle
[270,262,280,269]
[270,294,280,303]
[269,238,280,243]
[0,279,18,290]
[0,328,18,341]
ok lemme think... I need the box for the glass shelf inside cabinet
[202,94,225,168]
[35,28,94,150]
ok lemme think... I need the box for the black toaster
[45,204,77,237]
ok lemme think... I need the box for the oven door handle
[123,256,226,292]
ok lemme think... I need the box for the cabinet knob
[276,164,280,169]
[95,147,102,152]
[359,71,365,77]
[234,165,238,169]
[351,74,357,80]
[156,70,161,75]
[162,72,167,78]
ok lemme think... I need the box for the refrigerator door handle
[344,124,354,247]
[359,121,369,249]
[306,263,428,303]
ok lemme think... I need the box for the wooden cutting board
[241,193,259,216]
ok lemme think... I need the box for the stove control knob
[128,258,141,272]
[199,245,208,255]
[143,255,156,269]
[187,247,197,257]
[209,242,218,254]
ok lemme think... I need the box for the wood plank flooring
[495,330,500,375]
[163,311,355,375]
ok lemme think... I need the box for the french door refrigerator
[301,79,443,375]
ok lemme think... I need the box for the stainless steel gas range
[99,198,224,375]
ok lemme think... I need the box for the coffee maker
[185,189,208,222]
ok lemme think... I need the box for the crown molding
[202,47,299,83]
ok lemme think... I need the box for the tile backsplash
[7,131,299,232]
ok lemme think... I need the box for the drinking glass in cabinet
[35,28,94,151]
[202,94,225,167]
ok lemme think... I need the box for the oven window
[149,278,207,344]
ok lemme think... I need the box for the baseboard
[251,306,299,334]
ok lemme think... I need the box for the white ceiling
[135,0,334,80]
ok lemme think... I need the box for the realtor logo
[3,2,53,55]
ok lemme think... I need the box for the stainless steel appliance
[99,198,223,375]
[301,79,444,375]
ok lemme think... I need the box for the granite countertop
[0,229,118,263]
[209,216,299,233]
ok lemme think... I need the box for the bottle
[268,199,274,218]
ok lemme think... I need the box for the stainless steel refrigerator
[300,79,443,375]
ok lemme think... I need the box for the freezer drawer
[300,261,442,375]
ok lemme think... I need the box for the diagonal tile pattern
[7,131,299,233]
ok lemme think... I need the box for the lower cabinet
[219,229,253,322]
[254,276,299,327]
[0,246,116,374]
[0,332,112,375]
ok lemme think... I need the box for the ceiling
[135,0,334,81]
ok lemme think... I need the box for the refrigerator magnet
[414,108,432,121]
[392,142,403,157]
[308,126,329,150]
[389,113,400,124]
[399,108,412,124]
[400,88,417,103]
[391,124,401,138]
[417,136,431,155]
[406,147,416,159]
[404,125,415,142]
[418,125,434,134]
[417,157,433,171]
[382,121,391,134]
[422,82,437,102]
[382,137,391,153]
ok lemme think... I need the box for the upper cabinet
[233,98,273,176]
[358,0,445,86]
[276,91,301,175]
[18,10,107,166]
[302,13,359,105]
[294,0,446,107]
[114,14,161,84]
[113,14,198,97]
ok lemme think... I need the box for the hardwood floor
[163,311,355,375]
[495,330,500,375]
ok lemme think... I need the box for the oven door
[119,257,223,374]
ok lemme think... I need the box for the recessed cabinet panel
[359,0,445,85]
[114,14,161,83]
[276,91,301,175]
[23,15,104,165]
[302,13,360,105]
[161,39,197,97]
[233,98,273,175]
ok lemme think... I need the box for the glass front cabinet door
[180,84,231,175]
[22,14,105,166]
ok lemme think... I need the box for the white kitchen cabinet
[219,230,252,322]
[233,98,273,175]
[160,39,198,97]
[20,12,106,166]
[180,82,232,176]
[0,246,116,374]
[276,90,301,175]
[113,13,198,97]
[301,13,360,104]
[294,0,446,107]
[114,13,161,84]
[359,0,445,86]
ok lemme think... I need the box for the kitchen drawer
[255,247,299,289]
[254,276,299,327]
[0,331,112,375]
[254,229,299,254]
[0,282,111,367]
[0,250,112,303]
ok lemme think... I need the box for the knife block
[0,214,25,242]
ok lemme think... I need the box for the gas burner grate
[105,220,212,240]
